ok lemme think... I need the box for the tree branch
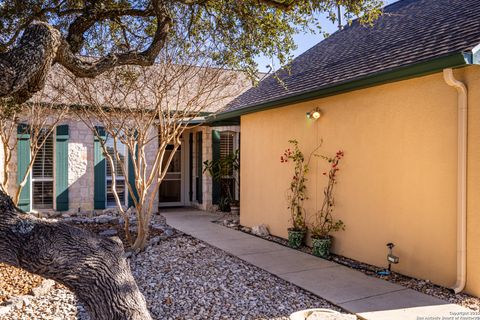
[56,0,171,78]
[66,7,155,54]
[0,22,61,103]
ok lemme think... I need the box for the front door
[159,145,184,206]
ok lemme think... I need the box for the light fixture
[306,108,321,120]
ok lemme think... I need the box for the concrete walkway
[162,209,470,320]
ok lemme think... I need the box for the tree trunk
[132,215,149,251]
[0,190,152,320]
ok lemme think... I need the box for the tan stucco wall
[239,66,480,297]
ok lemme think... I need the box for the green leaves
[0,0,382,79]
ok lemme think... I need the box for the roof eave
[209,52,472,123]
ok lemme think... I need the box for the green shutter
[211,130,221,205]
[55,125,69,211]
[17,124,31,212]
[127,146,138,208]
[94,126,106,209]
[196,131,203,204]
[189,133,193,202]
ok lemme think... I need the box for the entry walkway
[163,210,471,320]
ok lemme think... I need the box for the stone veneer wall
[143,126,160,212]
[0,119,236,214]
[68,119,159,215]
[1,117,159,215]
[188,126,212,211]
[6,135,17,197]
[68,119,93,212]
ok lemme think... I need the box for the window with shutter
[219,131,236,199]
[220,131,234,160]
[32,130,54,210]
[105,137,127,207]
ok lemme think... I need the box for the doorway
[159,144,184,206]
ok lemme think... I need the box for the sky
[255,0,398,72]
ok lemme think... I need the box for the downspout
[443,68,467,294]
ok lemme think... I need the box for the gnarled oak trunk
[0,190,152,320]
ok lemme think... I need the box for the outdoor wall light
[306,108,321,120]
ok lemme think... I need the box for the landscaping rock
[31,279,55,297]
[164,228,174,237]
[148,236,162,246]
[126,207,137,216]
[102,208,118,216]
[94,215,117,224]
[35,212,49,219]
[241,226,251,233]
[130,235,341,319]
[151,223,166,231]
[8,295,31,309]
[0,305,12,316]
[252,224,270,237]
[218,219,480,313]
[0,288,90,320]
[46,211,62,219]
[0,234,344,320]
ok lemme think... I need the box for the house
[212,0,480,297]
[0,64,252,216]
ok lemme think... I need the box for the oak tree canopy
[0,0,382,103]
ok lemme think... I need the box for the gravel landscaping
[0,264,43,304]
[0,214,344,320]
[216,215,480,312]
[132,234,341,319]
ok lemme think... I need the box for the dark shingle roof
[222,0,480,115]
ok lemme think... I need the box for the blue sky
[255,0,398,72]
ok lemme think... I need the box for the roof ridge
[219,0,480,118]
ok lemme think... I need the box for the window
[220,132,234,159]
[32,130,54,210]
[220,131,236,199]
[105,137,127,207]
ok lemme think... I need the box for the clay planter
[288,228,306,249]
[312,236,332,258]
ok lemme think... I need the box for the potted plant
[310,150,345,258]
[203,149,240,213]
[281,140,321,248]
